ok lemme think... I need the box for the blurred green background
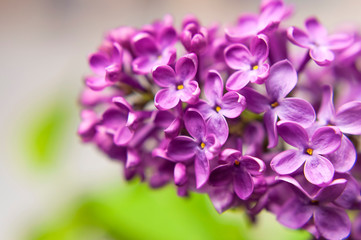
[1,0,360,239]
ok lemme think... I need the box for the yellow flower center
[252,65,259,70]
[234,159,240,166]
[200,142,206,149]
[215,106,221,112]
[177,84,184,90]
[306,148,313,155]
[271,101,279,108]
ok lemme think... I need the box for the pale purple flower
[224,35,270,91]
[131,26,177,74]
[209,148,265,200]
[271,121,342,185]
[277,176,351,240]
[181,15,208,54]
[240,60,315,148]
[167,109,220,188]
[152,53,200,110]
[194,70,246,144]
[225,0,290,42]
[288,17,353,66]
[78,109,98,142]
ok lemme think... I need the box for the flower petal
[89,53,109,75]
[226,70,254,91]
[178,80,200,104]
[154,88,180,110]
[174,162,187,186]
[152,65,176,87]
[132,32,158,55]
[271,149,305,175]
[167,136,197,161]
[204,70,223,104]
[224,43,252,70]
[264,110,278,148]
[305,17,328,41]
[241,155,265,176]
[304,155,334,186]
[239,87,270,114]
[314,207,351,240]
[114,126,134,146]
[326,135,356,173]
[219,91,246,118]
[277,98,316,127]
[335,101,361,135]
[209,165,233,186]
[287,26,312,48]
[233,168,254,200]
[195,150,210,189]
[175,53,198,81]
[277,121,309,149]
[250,34,269,61]
[277,198,314,229]
[265,59,297,101]
[85,76,112,91]
[208,187,234,214]
[313,178,347,202]
[206,114,229,145]
[310,46,334,66]
[132,55,157,74]
[318,85,335,125]
[184,109,206,140]
[311,126,341,155]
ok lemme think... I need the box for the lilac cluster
[78,1,361,239]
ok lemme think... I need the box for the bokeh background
[1,0,361,239]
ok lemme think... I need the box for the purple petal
[305,17,328,40]
[241,155,265,176]
[277,98,316,127]
[154,88,180,110]
[132,32,158,55]
[264,110,278,148]
[101,108,127,133]
[219,91,246,118]
[335,101,361,135]
[208,187,234,214]
[158,26,178,49]
[287,26,312,48]
[209,165,233,186]
[313,178,347,202]
[233,168,254,200]
[314,207,351,240]
[277,198,314,229]
[311,126,341,155]
[195,150,210,189]
[327,135,356,173]
[114,126,134,146]
[178,80,200,104]
[224,44,252,70]
[85,76,112,91]
[167,136,197,161]
[277,121,309,149]
[310,46,334,66]
[132,55,157,74]
[164,117,182,139]
[265,59,297,101]
[250,34,269,61]
[334,176,360,209]
[175,53,198,81]
[239,87,270,114]
[174,162,187,186]
[327,33,353,50]
[258,0,284,30]
[206,114,229,145]
[226,70,254,91]
[271,149,305,175]
[184,109,206,140]
[225,14,258,42]
[318,85,335,124]
[126,148,141,168]
[304,155,334,186]
[89,53,109,75]
[204,70,223,104]
[152,65,176,87]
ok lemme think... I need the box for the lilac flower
[240,60,315,148]
[271,121,342,185]
[288,17,353,66]
[78,109,98,142]
[167,109,220,188]
[209,148,265,200]
[86,42,123,90]
[195,70,246,144]
[152,53,200,110]
[131,26,177,74]
[225,0,290,42]
[181,15,208,54]
[224,35,270,91]
[277,176,351,240]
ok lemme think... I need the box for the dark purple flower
[288,17,353,66]
[224,35,270,91]
[167,109,220,188]
[277,176,351,240]
[131,26,177,74]
[240,60,316,148]
[195,70,246,144]
[271,121,342,185]
[209,148,265,200]
[225,0,290,42]
[152,53,200,110]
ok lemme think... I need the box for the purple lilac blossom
[78,3,361,239]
